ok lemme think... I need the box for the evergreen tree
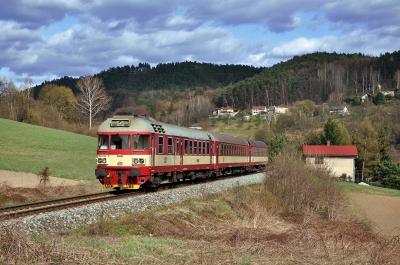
[321,117,341,145]
[374,92,385,105]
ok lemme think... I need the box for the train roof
[98,114,268,147]
[247,139,269,148]
[207,131,248,145]
[98,114,212,140]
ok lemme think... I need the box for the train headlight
[97,158,107,164]
[139,158,145,164]
[133,158,139,164]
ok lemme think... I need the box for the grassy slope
[0,118,97,181]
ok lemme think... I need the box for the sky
[1,0,400,87]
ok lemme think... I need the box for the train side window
[158,136,164,154]
[176,139,180,155]
[194,141,197,155]
[189,140,193,155]
[206,142,210,155]
[168,137,173,154]
[184,139,189,154]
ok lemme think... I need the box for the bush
[265,147,344,219]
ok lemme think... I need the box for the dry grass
[1,150,400,264]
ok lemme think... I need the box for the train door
[173,137,179,168]
[215,142,219,170]
[208,141,212,167]
[151,134,155,168]
[179,138,183,169]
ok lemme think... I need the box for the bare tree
[75,75,111,129]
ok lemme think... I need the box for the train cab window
[168,137,173,154]
[110,134,130,149]
[158,136,164,154]
[133,135,149,150]
[98,135,109,150]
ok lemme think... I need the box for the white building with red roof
[303,145,358,182]
[251,106,267,115]
[268,104,289,115]
[212,106,237,117]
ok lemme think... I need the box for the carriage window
[206,142,210,155]
[133,135,150,150]
[190,140,193,155]
[110,134,130,149]
[176,139,180,155]
[158,136,164,154]
[194,141,197,155]
[168,137,173,154]
[184,139,189,154]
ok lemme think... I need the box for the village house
[268,104,289,114]
[382,90,395,97]
[303,145,358,182]
[251,106,267,115]
[211,106,237,118]
[329,106,349,116]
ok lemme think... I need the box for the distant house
[303,145,358,182]
[329,106,349,116]
[212,106,237,118]
[382,90,395,97]
[252,106,267,115]
[268,104,289,115]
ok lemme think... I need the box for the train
[95,112,268,190]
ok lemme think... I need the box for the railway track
[0,172,265,220]
[0,191,137,219]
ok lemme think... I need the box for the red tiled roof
[303,145,358,157]
[252,106,266,110]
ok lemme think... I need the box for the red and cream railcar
[95,113,268,190]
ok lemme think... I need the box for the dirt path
[0,170,90,188]
[349,193,400,237]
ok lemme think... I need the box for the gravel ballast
[6,172,266,235]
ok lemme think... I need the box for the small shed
[303,145,358,182]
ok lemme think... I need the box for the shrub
[265,147,344,219]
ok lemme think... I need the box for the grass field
[336,181,400,196]
[0,118,97,181]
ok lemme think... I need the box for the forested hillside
[33,62,264,99]
[33,51,400,114]
[217,51,400,109]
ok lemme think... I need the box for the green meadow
[0,118,97,181]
